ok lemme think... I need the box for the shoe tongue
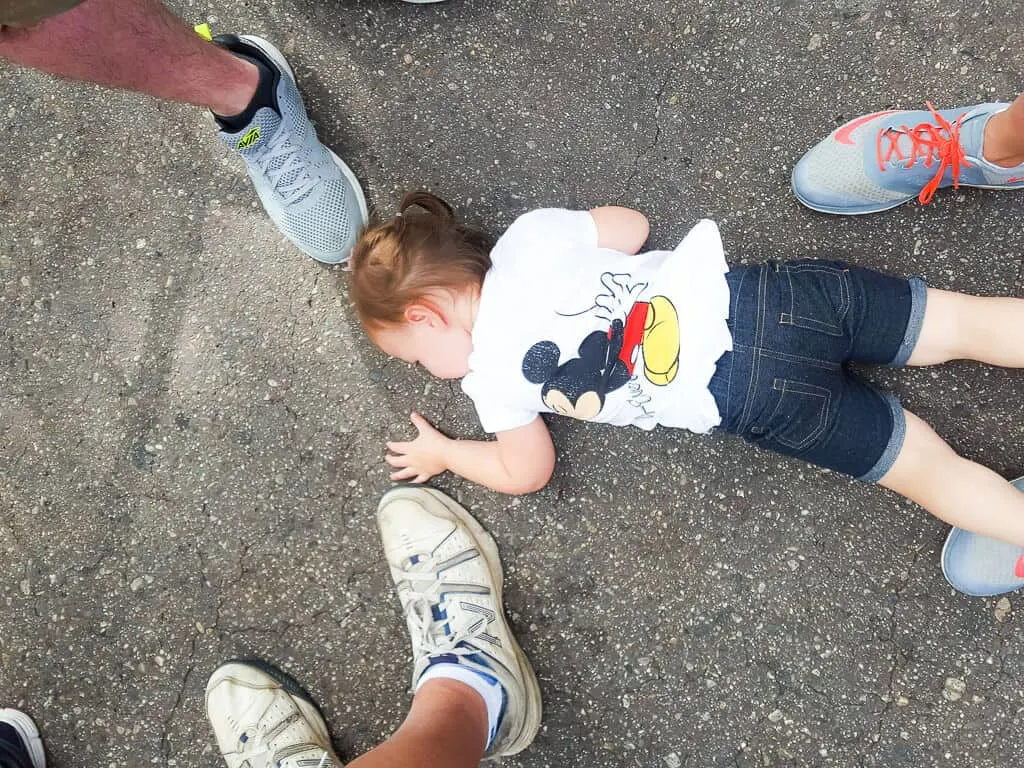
[888,107,989,162]
[218,107,283,158]
[956,107,992,161]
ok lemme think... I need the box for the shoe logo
[834,110,900,145]
[1015,554,1024,578]
[236,127,261,150]
[1007,176,1024,183]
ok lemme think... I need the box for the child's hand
[385,412,451,483]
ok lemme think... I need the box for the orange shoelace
[875,101,971,204]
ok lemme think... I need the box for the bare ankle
[208,55,260,117]
[982,109,1024,168]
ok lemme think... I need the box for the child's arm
[386,413,555,495]
[589,206,650,254]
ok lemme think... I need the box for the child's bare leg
[879,409,1024,546]
[347,679,488,768]
[906,288,1024,368]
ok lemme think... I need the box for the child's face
[373,315,473,379]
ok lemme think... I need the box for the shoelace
[255,127,322,205]
[395,557,490,661]
[875,101,971,204]
[235,718,334,768]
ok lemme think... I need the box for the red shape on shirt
[614,302,649,375]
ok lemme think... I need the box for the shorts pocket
[778,261,851,337]
[752,378,831,452]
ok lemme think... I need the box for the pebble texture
[2,0,1024,766]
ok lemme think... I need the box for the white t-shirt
[461,208,733,434]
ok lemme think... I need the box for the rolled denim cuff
[888,277,928,368]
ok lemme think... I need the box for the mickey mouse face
[543,389,602,420]
[522,331,631,422]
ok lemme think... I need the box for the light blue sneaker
[792,102,1024,215]
[941,476,1024,597]
[215,35,368,264]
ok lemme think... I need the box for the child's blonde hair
[349,192,493,329]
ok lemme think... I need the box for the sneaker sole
[791,175,1024,216]
[0,709,45,768]
[239,35,370,264]
[376,485,543,758]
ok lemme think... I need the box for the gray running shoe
[206,658,343,768]
[377,486,542,759]
[215,35,368,264]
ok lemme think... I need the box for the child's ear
[404,303,445,327]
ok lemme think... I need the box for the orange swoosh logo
[834,110,900,146]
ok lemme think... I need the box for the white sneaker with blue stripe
[214,35,368,264]
[378,486,542,759]
[206,658,343,768]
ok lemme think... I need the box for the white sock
[416,663,506,747]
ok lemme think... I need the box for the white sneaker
[0,709,45,768]
[205,659,343,768]
[377,486,542,759]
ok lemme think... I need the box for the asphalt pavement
[2,0,1024,765]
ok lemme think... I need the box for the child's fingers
[390,467,420,481]
[410,412,435,432]
[387,440,412,453]
[385,453,410,468]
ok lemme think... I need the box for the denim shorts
[707,260,927,482]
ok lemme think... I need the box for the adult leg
[879,409,1024,548]
[346,680,487,768]
[980,94,1024,168]
[0,0,258,115]
[0,0,368,263]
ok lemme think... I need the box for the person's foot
[213,35,368,264]
[791,102,1024,215]
[0,709,45,768]
[377,485,542,758]
[206,658,343,768]
[941,476,1024,597]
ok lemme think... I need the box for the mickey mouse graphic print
[461,209,733,434]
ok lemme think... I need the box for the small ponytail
[399,191,455,222]
[349,192,493,329]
